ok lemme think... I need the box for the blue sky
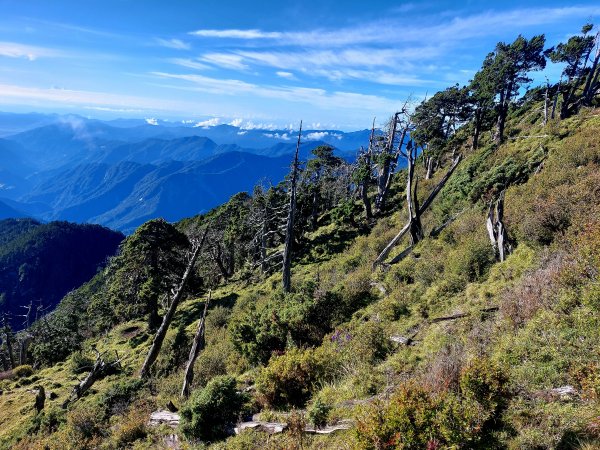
[0,1,598,130]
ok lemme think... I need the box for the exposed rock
[149,410,180,428]
[550,385,578,399]
[390,335,414,346]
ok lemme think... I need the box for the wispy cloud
[276,71,295,79]
[199,53,248,70]
[0,41,61,60]
[189,29,282,39]
[151,71,400,112]
[189,6,600,47]
[170,58,211,71]
[0,83,200,114]
[199,49,436,85]
[156,38,190,50]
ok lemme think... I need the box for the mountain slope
[0,219,124,330]
[1,104,597,449]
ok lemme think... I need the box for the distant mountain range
[0,112,375,232]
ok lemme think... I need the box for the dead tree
[374,111,410,215]
[374,153,462,267]
[543,78,549,126]
[181,290,211,398]
[139,229,208,379]
[282,121,302,293]
[63,349,122,408]
[486,191,511,262]
[425,156,434,179]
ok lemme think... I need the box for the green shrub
[99,378,143,417]
[256,347,335,409]
[154,322,190,376]
[179,375,245,441]
[12,365,34,378]
[459,357,509,413]
[307,397,332,429]
[356,383,441,449]
[356,378,504,449]
[66,403,105,440]
[446,232,495,283]
[69,351,94,374]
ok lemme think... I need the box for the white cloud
[0,41,61,60]
[229,118,278,130]
[194,117,221,128]
[189,7,600,48]
[276,71,295,79]
[152,71,400,112]
[0,83,201,114]
[189,29,282,39]
[197,49,436,86]
[156,38,190,50]
[264,132,291,140]
[84,106,145,113]
[199,53,248,70]
[170,58,211,71]
[145,118,159,125]
[305,131,342,141]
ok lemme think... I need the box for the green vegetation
[1,23,600,450]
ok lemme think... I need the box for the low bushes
[179,375,246,441]
[355,358,509,449]
[256,347,336,409]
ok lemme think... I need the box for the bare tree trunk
[472,107,482,151]
[360,184,372,219]
[405,142,423,245]
[63,350,122,408]
[494,89,508,144]
[140,230,207,379]
[181,291,211,398]
[260,214,268,272]
[425,156,434,180]
[375,113,401,214]
[282,122,302,293]
[543,80,549,126]
[374,155,462,267]
[486,191,511,262]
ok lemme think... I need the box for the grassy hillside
[0,102,598,449]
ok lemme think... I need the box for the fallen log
[429,307,498,323]
[234,419,353,435]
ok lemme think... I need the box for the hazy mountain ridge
[0,112,371,232]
